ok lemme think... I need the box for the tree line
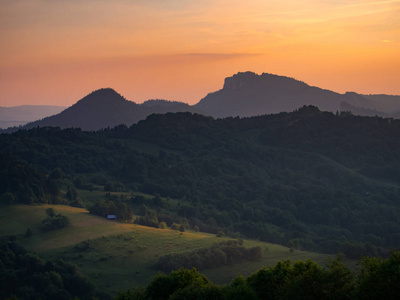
[157,240,262,272]
[116,251,400,300]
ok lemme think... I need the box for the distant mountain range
[0,105,65,129]
[2,72,400,132]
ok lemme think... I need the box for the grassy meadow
[0,203,341,296]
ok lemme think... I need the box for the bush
[104,181,125,192]
[217,231,225,237]
[41,209,70,232]
[134,211,159,228]
[171,223,180,230]
[46,207,55,217]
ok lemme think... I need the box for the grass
[0,204,341,296]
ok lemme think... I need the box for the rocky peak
[223,71,260,89]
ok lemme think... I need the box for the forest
[1,106,400,258]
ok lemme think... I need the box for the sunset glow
[1,0,399,106]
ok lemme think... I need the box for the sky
[1,0,399,107]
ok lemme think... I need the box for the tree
[170,283,223,300]
[145,268,209,300]
[0,192,16,204]
[46,208,55,217]
[46,178,61,203]
[25,227,33,238]
[223,276,257,300]
[171,223,180,230]
[356,251,400,300]
[41,209,70,232]
[49,167,63,180]
[66,188,83,207]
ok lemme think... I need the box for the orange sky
[1,0,399,107]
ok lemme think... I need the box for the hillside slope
[1,107,400,256]
[0,204,332,296]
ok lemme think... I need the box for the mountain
[194,72,377,118]
[0,105,65,129]
[19,88,202,131]
[3,72,400,132]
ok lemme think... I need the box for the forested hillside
[1,106,400,256]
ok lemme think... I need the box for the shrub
[171,223,180,230]
[41,209,70,232]
[217,231,225,238]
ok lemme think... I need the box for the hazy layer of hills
[2,72,399,132]
[0,105,65,129]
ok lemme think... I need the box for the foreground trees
[0,238,93,300]
[1,233,399,300]
[115,251,400,300]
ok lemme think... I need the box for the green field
[0,203,341,296]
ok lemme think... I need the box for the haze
[1,0,399,107]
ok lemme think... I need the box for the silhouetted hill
[0,105,65,129]
[194,72,376,118]
[340,102,389,118]
[19,88,202,131]
[142,99,187,108]
[21,88,137,131]
[141,99,204,115]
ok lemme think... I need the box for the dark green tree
[145,268,209,300]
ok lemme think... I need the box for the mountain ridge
[2,71,400,132]
[194,71,378,117]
